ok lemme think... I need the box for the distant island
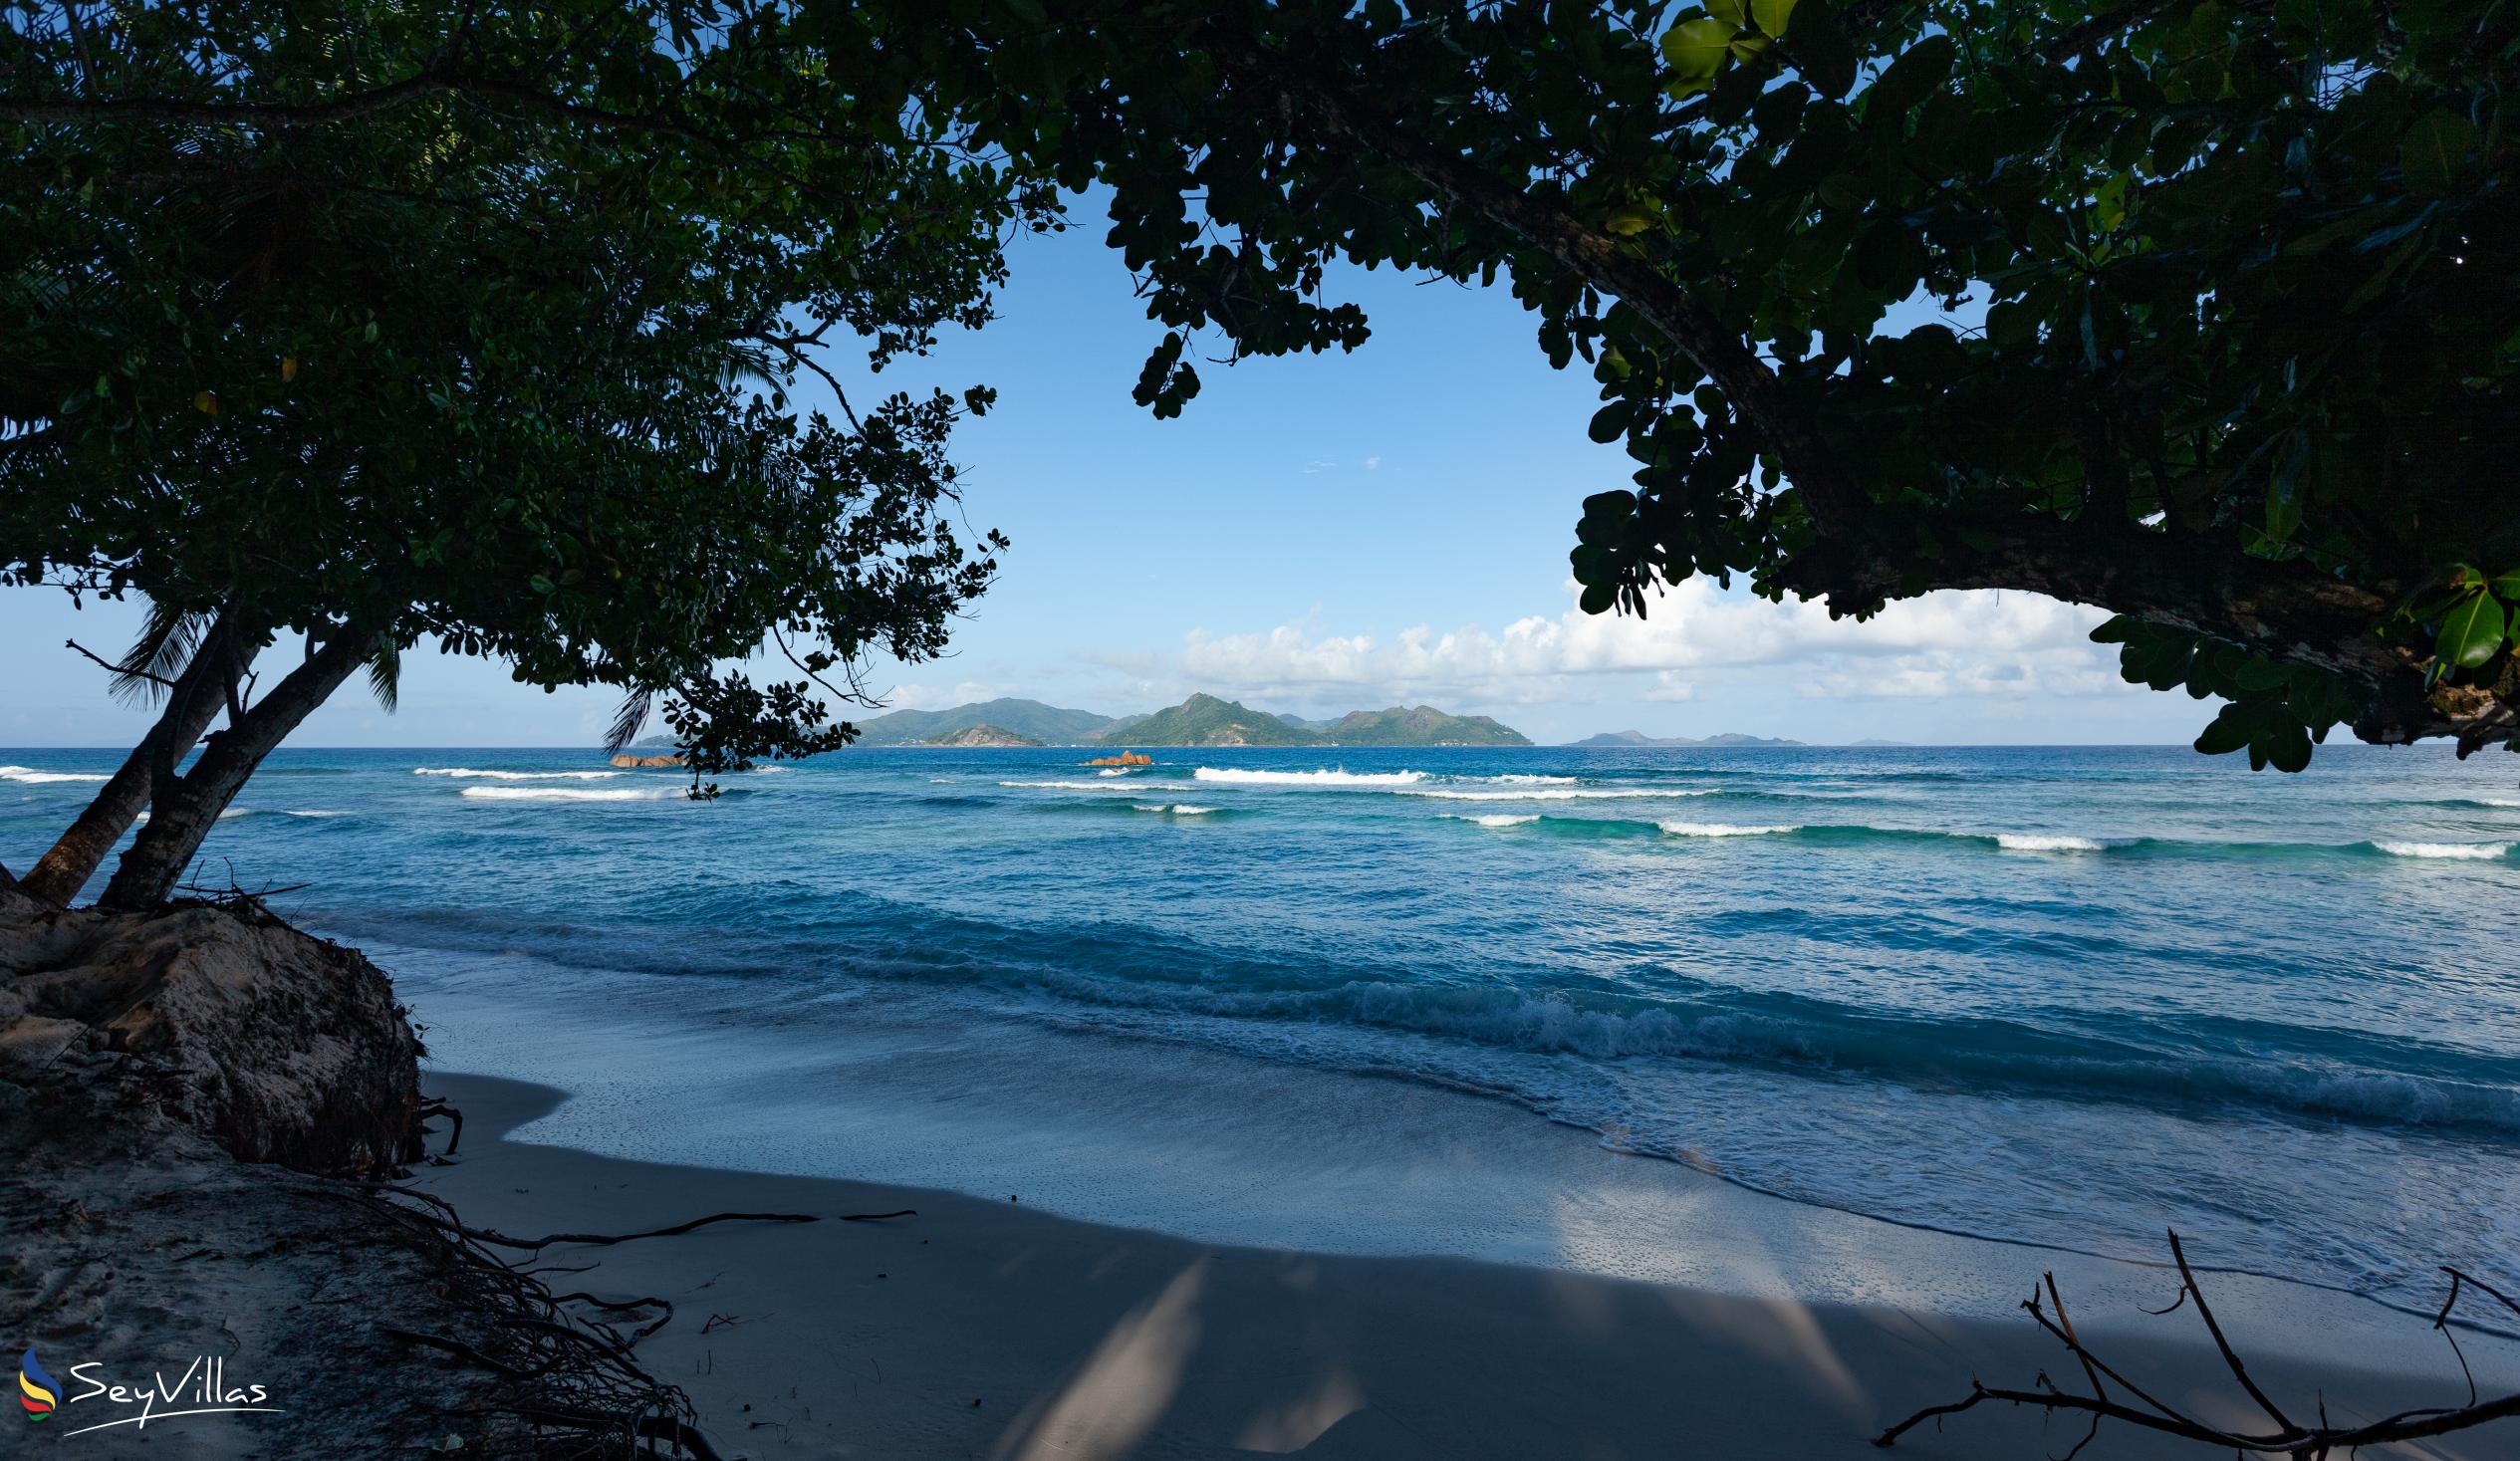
[1570,730,1808,748]
[920,723,1043,748]
[855,694,1531,748]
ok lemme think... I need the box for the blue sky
[2,206,2215,748]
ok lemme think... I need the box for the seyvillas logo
[19,1349,56,1420]
[17,1350,285,1438]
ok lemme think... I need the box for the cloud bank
[1172,581,2124,707]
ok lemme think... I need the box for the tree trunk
[21,618,237,906]
[97,625,379,911]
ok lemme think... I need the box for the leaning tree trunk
[98,625,380,912]
[21,618,237,906]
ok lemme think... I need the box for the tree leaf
[2433,590,2508,668]
[1661,18,1741,81]
[1752,0,1798,36]
[1602,203,1662,236]
[2193,706,2253,756]
[1787,0,1857,97]
[2400,111,2477,196]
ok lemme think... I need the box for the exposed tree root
[1876,1230,2520,1459]
[344,1182,745,1458]
[375,1194,821,1254]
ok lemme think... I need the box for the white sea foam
[1134,803,1218,815]
[1659,821,1797,838]
[2479,798,2520,808]
[416,767,623,781]
[0,765,109,784]
[459,786,684,802]
[1993,834,2108,852]
[1192,768,1425,787]
[1410,788,1712,802]
[283,810,351,818]
[1480,774,1581,785]
[1448,814,1541,828]
[1097,768,1132,777]
[2374,840,2513,860]
[1000,780,1139,792]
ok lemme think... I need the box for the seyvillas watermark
[19,1347,285,1438]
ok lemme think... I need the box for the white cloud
[1362,455,1383,470]
[1174,580,2126,706]
[882,679,1001,711]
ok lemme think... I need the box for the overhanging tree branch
[1202,29,1873,538]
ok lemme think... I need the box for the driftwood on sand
[1876,1230,2520,1460]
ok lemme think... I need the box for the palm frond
[111,603,210,708]
[366,638,400,713]
[605,690,654,753]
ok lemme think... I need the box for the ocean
[7,742,2517,1312]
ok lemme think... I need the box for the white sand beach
[416,1072,2520,1461]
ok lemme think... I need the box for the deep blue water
[6,742,2518,1307]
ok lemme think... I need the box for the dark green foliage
[1,2,1042,812]
[854,0,2520,764]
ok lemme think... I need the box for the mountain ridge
[854,698,1118,745]
[1570,730,1808,748]
[855,695,1532,747]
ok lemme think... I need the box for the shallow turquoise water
[7,742,2517,1306]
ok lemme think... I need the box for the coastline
[417,1071,2520,1460]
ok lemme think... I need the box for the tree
[862,0,2519,768]
[1,2,1046,906]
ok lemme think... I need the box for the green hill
[1321,705,1531,747]
[1571,730,1806,748]
[856,698,1118,745]
[1095,694,1312,747]
[920,723,1043,747]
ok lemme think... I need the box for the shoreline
[417,1070,2520,1460]
[390,957,2510,1345]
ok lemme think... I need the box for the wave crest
[417,767,623,781]
[2373,840,2513,860]
[1193,768,1425,787]
[1410,788,1709,802]
[1659,821,1798,838]
[459,786,684,802]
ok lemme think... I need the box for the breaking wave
[1410,788,1711,802]
[417,767,623,781]
[0,765,109,784]
[2372,840,2513,860]
[458,786,685,803]
[1193,768,1427,787]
